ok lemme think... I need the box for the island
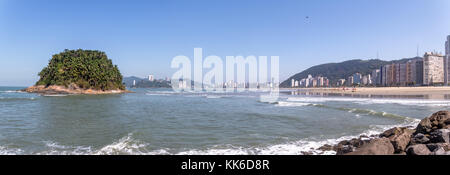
[24,49,130,95]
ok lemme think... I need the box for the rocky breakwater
[328,111,450,155]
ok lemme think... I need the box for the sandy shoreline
[282,87,450,99]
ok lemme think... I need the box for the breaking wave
[0,90,24,93]
[41,94,68,97]
[276,101,312,107]
[37,133,155,155]
[0,97,36,101]
[286,97,450,107]
[273,99,412,121]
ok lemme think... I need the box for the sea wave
[0,146,24,155]
[0,117,420,155]
[205,95,223,99]
[274,100,411,121]
[0,97,36,101]
[276,101,312,107]
[286,97,450,107]
[175,118,420,155]
[336,107,409,120]
[42,94,68,97]
[37,133,155,155]
[0,90,24,93]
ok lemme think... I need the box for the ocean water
[0,86,448,155]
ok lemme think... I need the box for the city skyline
[289,34,450,88]
[1,0,450,86]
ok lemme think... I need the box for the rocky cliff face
[331,111,450,155]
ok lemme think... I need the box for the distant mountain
[123,76,171,88]
[280,57,422,87]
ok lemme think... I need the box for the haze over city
[1,0,449,86]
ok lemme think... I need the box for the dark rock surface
[329,111,450,155]
[406,144,431,155]
[345,138,395,155]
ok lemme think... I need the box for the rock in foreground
[331,111,450,155]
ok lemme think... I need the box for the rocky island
[320,111,450,155]
[24,49,130,95]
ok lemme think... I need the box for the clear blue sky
[0,0,449,86]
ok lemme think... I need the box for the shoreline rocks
[330,111,450,155]
[22,85,131,95]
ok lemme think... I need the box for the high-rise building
[446,35,450,56]
[445,36,450,85]
[291,79,295,87]
[353,73,362,85]
[312,79,317,87]
[423,52,444,85]
[380,65,386,86]
[415,60,424,85]
[371,69,380,85]
[347,76,354,86]
[148,75,154,81]
[362,74,371,85]
[382,64,394,86]
[406,60,417,86]
[337,79,346,87]
[398,63,407,86]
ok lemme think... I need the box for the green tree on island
[36,49,125,91]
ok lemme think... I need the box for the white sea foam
[0,146,24,155]
[174,117,420,155]
[205,95,222,99]
[42,94,68,97]
[94,133,150,155]
[276,101,312,107]
[0,90,23,93]
[0,97,36,101]
[37,133,154,155]
[145,93,171,96]
[286,97,450,107]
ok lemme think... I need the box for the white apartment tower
[148,75,154,81]
[423,52,444,85]
[445,35,450,85]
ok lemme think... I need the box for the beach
[284,87,450,99]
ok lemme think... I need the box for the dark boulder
[334,138,370,155]
[429,147,450,155]
[318,144,334,152]
[415,111,450,134]
[410,133,430,145]
[406,144,431,155]
[380,127,414,153]
[429,129,450,143]
[346,138,395,155]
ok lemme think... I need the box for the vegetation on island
[36,49,125,91]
